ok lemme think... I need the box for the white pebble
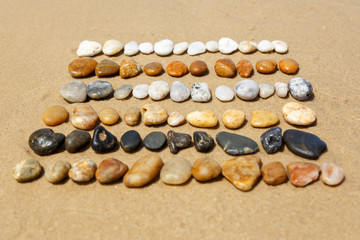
[259,83,275,98]
[154,39,174,56]
[102,40,123,56]
[173,42,188,55]
[205,41,219,52]
[275,82,288,98]
[219,37,238,54]
[191,82,211,102]
[148,81,170,100]
[257,40,274,53]
[167,112,186,127]
[139,42,153,54]
[170,81,190,102]
[238,41,257,53]
[133,84,150,99]
[76,40,102,57]
[272,40,288,53]
[234,80,259,100]
[124,41,139,56]
[215,85,234,102]
[187,41,206,56]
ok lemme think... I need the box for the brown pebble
[166,61,188,77]
[192,158,221,182]
[279,58,299,74]
[124,106,140,126]
[42,105,69,126]
[256,60,277,74]
[99,108,120,125]
[287,162,320,187]
[214,58,236,78]
[95,59,119,77]
[68,58,98,78]
[95,158,128,184]
[189,60,208,76]
[144,62,163,76]
[119,58,141,78]
[236,60,253,78]
[261,161,287,185]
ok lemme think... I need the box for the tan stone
[287,162,320,187]
[141,104,168,126]
[214,58,236,77]
[124,106,140,126]
[279,58,299,74]
[250,110,279,128]
[167,111,185,127]
[119,58,141,78]
[166,61,188,77]
[68,58,98,78]
[99,108,119,125]
[160,157,192,185]
[261,161,287,185]
[222,109,246,129]
[69,159,97,182]
[42,105,69,126]
[236,60,253,78]
[282,102,316,126]
[95,158,128,184]
[192,158,221,182]
[256,59,277,74]
[321,163,345,186]
[144,62,163,76]
[45,160,71,183]
[12,159,42,182]
[95,59,119,77]
[186,110,218,128]
[189,60,208,76]
[71,104,98,130]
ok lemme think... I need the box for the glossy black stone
[65,130,91,153]
[120,130,141,152]
[143,132,167,151]
[216,131,258,156]
[193,131,215,153]
[28,128,65,156]
[167,130,192,154]
[91,126,117,153]
[260,127,283,154]
[283,129,327,159]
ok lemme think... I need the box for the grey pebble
[288,77,313,101]
[114,84,132,100]
[87,80,114,99]
[170,81,190,102]
[60,80,87,103]
[234,80,259,100]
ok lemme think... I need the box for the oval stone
[234,80,259,100]
[321,163,345,186]
[92,126,118,153]
[87,81,114,100]
[257,40,274,53]
[95,158,128,184]
[143,62,163,76]
[148,81,170,100]
[120,130,142,152]
[124,106,140,126]
[218,37,238,54]
[189,60,208,76]
[256,59,277,74]
[45,160,71,183]
[261,161,287,185]
[222,109,246,129]
[191,82,211,102]
[167,130,192,154]
[114,84,132,100]
[139,42,153,54]
[288,77,313,101]
[215,85,234,102]
[286,162,320,187]
[214,58,236,78]
[141,104,168,126]
[160,157,192,185]
[279,58,299,74]
[102,39,123,56]
[236,60,253,78]
[272,40,288,54]
[154,39,173,56]
[167,111,186,126]
[12,159,42,182]
[99,108,119,125]
[71,104,98,130]
[216,131,258,155]
[95,59,119,77]
[60,80,87,103]
[186,110,218,128]
[238,41,257,53]
[167,61,188,77]
[187,41,206,56]
[29,128,65,156]
[275,82,289,98]
[205,40,219,52]
[133,84,150,99]
[68,58,98,78]
[124,41,139,56]
[69,159,97,182]
[143,131,167,151]
[42,105,69,126]
[170,81,191,102]
[282,102,316,126]
[250,110,279,128]
[76,40,102,57]
[259,83,275,99]
[173,42,188,55]
[192,158,221,182]
[65,130,91,153]
[120,58,141,78]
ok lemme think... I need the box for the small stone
[95,59,119,77]
[167,111,186,126]
[102,39,123,56]
[257,40,274,53]
[236,60,253,78]
[173,42,188,54]
[99,108,119,125]
[321,163,345,186]
[186,110,218,128]
[120,58,141,78]
[238,41,257,53]
[42,105,68,126]
[222,109,246,129]
[141,103,168,126]
[96,158,128,184]
[192,158,221,181]
[189,60,208,76]
[65,130,91,153]
[133,84,150,99]
[29,128,65,156]
[256,60,277,74]
[187,41,206,55]
[124,106,140,126]
[148,81,170,100]
[214,58,236,78]
[222,155,262,191]
[143,62,163,76]
[166,61,188,77]
[193,131,215,152]
[76,40,102,57]
[68,58,98,78]
[260,127,283,154]
[124,41,139,56]
[282,102,316,126]
[69,159,97,182]
[205,40,219,52]
[259,83,275,99]
[87,81,114,100]
[45,160,71,183]
[120,130,142,152]
[114,84,132,100]
[139,42,153,54]
[160,157,192,185]
[250,110,279,128]
[261,161,287,185]
[12,159,42,182]
[234,80,259,100]
[216,131,258,155]
[91,126,118,153]
[71,104,99,130]
[170,81,190,102]
[272,40,288,54]
[143,132,167,151]
[279,58,299,74]
[288,77,313,101]
[191,82,211,102]
[275,82,289,98]
[124,154,163,187]
[219,37,238,54]
[286,162,320,187]
[215,85,234,102]
[284,129,327,159]
[60,80,87,103]
[167,130,192,154]
[154,39,174,56]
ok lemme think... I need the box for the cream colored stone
[102,39,123,55]
[222,109,246,129]
[275,82,288,98]
[282,102,316,126]
[272,40,288,54]
[77,40,102,57]
[71,104,99,130]
[192,158,221,182]
[167,111,185,126]
[12,159,42,182]
[238,41,257,53]
[321,163,345,186]
[160,157,192,185]
[45,160,71,183]
[250,110,279,128]
[124,106,140,126]
[69,159,97,182]
[141,103,168,126]
[186,110,218,128]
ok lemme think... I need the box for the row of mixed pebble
[77,38,288,57]
[68,58,298,79]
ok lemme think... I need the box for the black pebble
[28,128,65,156]
[120,130,141,152]
[193,131,215,153]
[216,131,258,156]
[143,132,167,151]
[167,130,192,154]
[92,126,117,153]
[260,127,283,154]
[65,130,91,153]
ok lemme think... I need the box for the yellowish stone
[71,104,98,130]
[186,110,218,128]
[45,160,71,183]
[42,105,69,126]
[250,110,279,128]
[222,109,246,129]
[282,102,316,126]
[167,111,185,127]
[141,103,168,126]
[99,108,120,125]
[124,106,140,126]
[68,159,97,182]
[192,158,221,182]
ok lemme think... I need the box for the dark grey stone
[65,130,91,153]
[193,131,215,153]
[215,131,258,155]
[167,130,192,154]
[120,130,141,152]
[87,80,114,99]
[260,127,283,154]
[29,128,65,156]
[143,132,167,151]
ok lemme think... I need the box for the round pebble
[261,161,287,185]
[193,131,215,152]
[124,106,140,126]
[148,81,170,100]
[114,84,132,100]
[219,37,238,54]
[222,109,246,129]
[46,160,71,183]
[167,111,186,126]
[120,130,142,152]
[167,130,192,154]
[92,126,118,153]
[187,110,218,128]
[29,128,65,156]
[214,58,236,77]
[250,110,279,128]
[13,159,42,182]
[187,41,206,56]
[77,40,102,57]
[96,158,128,184]
[42,105,69,126]
[234,80,259,100]
[238,41,257,53]
[321,163,345,186]
[133,84,150,99]
[65,130,91,153]
[236,59,253,78]
[275,82,288,98]
[143,62,163,76]
[191,82,211,102]
[205,40,219,52]
[170,81,190,102]
[102,39,123,56]
[288,77,313,101]
[60,80,87,103]
[215,85,234,102]
[282,102,316,126]
[95,59,119,77]
[279,58,299,74]
[69,159,97,182]
[143,132,167,151]
[272,40,288,54]
[160,157,192,185]
[257,40,274,53]
[71,104,99,130]
[120,58,141,78]
[167,61,188,77]
[87,81,114,99]
[124,41,139,56]
[286,162,320,187]
[173,42,188,55]
[256,59,277,74]
[192,158,221,182]
[139,42,153,54]
[259,83,275,98]
[154,39,173,56]
[68,58,98,78]
[99,108,119,125]
[189,60,208,76]
[141,103,168,126]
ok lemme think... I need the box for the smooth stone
[87,81,114,99]
[42,105,68,126]
[191,82,211,102]
[261,161,287,185]
[257,40,275,53]
[286,162,320,187]
[272,40,288,54]
[205,40,219,52]
[167,130,192,154]
[284,129,327,159]
[216,131,258,155]
[60,80,87,103]
[65,130,91,153]
[214,58,236,78]
[250,110,279,128]
[160,157,192,185]
[141,103,168,125]
[170,81,190,102]
[288,77,313,101]
[143,62,163,76]
[222,109,246,129]
[139,42,153,54]
[69,159,97,182]
[124,106,140,126]
[148,81,170,100]
[119,58,141,78]
[279,58,299,74]
[29,128,65,156]
[167,61,188,77]
[282,102,316,126]
[68,58,98,78]
[124,41,139,56]
[123,154,163,187]
[12,159,42,182]
[259,83,275,98]
[167,111,186,126]
[120,130,141,152]
[193,131,215,152]
[45,160,71,183]
[222,155,262,191]
[76,40,102,57]
[192,158,221,181]
[133,84,150,99]
[236,59,253,78]
[143,131,167,151]
[187,41,206,55]
[189,60,208,76]
[186,110,218,128]
[256,59,277,74]
[275,82,289,98]
[219,37,238,54]
[95,158,128,184]
[173,42,188,54]
[95,59,119,77]
[321,163,345,186]
[154,39,174,56]
[238,41,257,53]
[260,127,283,154]
[71,104,98,130]
[215,85,234,102]
[114,84,132,100]
[102,39,123,56]
[234,80,259,100]
[99,108,119,125]
[91,125,118,153]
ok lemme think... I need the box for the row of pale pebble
[76,38,289,57]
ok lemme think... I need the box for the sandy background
[0,0,359,239]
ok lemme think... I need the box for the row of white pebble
[76,38,288,57]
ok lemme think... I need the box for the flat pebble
[282,102,316,126]
[272,40,288,54]
[321,163,345,186]
[139,42,153,54]
[148,81,170,100]
[205,40,219,52]
[219,37,238,54]
[167,61,188,77]
[87,81,114,99]
[96,158,128,184]
[279,58,299,74]
[120,130,141,152]
[192,158,221,181]
[187,41,206,55]
[259,83,275,99]
[133,84,150,99]
[141,103,168,125]
[167,111,186,126]
[260,127,283,154]
[42,105,68,126]
[13,159,42,182]
[65,130,91,153]
[120,58,141,78]
[99,108,119,125]
[214,58,236,78]
[286,162,320,187]
[222,109,246,129]
[189,60,208,76]
[167,130,192,154]
[60,80,87,103]
[124,41,139,56]
[160,157,192,185]
[170,81,190,102]
[173,42,188,54]
[102,39,123,56]
[236,59,253,78]
[154,39,173,56]
[69,159,97,182]
[186,110,218,128]
[191,82,211,102]
[256,59,277,74]
[257,40,274,53]
[95,59,119,77]
[261,161,287,185]
[288,77,313,101]
[144,62,163,76]
[68,58,98,78]
[234,80,259,100]
[238,41,257,53]
[29,128,65,156]
[215,85,234,102]
[46,160,71,183]
[71,104,98,130]
[216,131,258,155]
[250,110,279,128]
[114,84,132,100]
[275,82,288,98]
[77,40,102,57]
[193,131,215,152]
[124,106,140,126]
[143,132,167,151]
[91,126,118,153]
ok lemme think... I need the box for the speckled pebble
[13,159,42,182]
[191,82,211,102]
[69,159,97,182]
[288,77,313,101]
[234,80,259,100]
